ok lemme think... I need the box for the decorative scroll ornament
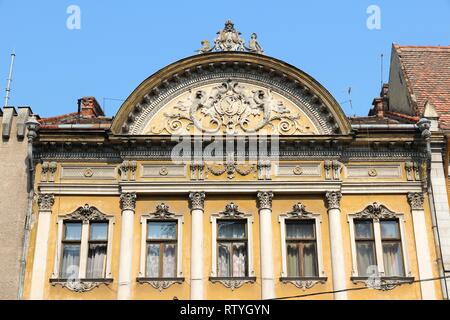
[287,203,314,219]
[257,191,274,210]
[51,280,107,293]
[281,278,326,290]
[37,194,55,211]
[197,20,263,54]
[325,191,341,210]
[152,80,306,135]
[206,157,256,179]
[138,279,183,292]
[189,192,206,210]
[352,277,414,291]
[150,203,175,219]
[67,204,108,223]
[210,278,255,290]
[407,192,424,210]
[220,203,245,218]
[120,192,137,211]
[354,202,397,222]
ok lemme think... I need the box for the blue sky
[0,0,449,118]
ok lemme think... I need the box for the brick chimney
[79,97,104,118]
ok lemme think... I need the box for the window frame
[279,209,325,280]
[52,211,114,281]
[139,213,184,279]
[210,210,255,279]
[348,212,411,279]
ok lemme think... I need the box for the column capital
[407,192,424,210]
[189,192,206,211]
[120,192,137,211]
[325,191,342,210]
[257,191,274,210]
[37,194,55,211]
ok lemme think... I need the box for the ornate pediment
[354,202,397,221]
[66,204,108,222]
[147,80,317,136]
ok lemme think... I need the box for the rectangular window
[354,220,377,277]
[217,220,248,277]
[60,222,82,279]
[146,221,177,278]
[86,222,109,279]
[285,220,318,277]
[381,220,405,277]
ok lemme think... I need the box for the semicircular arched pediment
[111,53,351,136]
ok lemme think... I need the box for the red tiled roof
[393,44,450,130]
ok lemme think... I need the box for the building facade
[21,22,446,300]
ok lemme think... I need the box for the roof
[393,44,450,130]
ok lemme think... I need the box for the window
[348,203,410,281]
[52,205,114,282]
[217,220,248,277]
[146,221,177,278]
[354,220,377,277]
[278,203,326,287]
[285,220,319,278]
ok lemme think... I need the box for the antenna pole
[4,51,16,107]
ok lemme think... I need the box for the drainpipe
[418,118,448,300]
[17,117,40,300]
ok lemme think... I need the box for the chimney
[79,97,104,118]
[371,97,385,118]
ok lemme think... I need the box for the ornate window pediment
[66,204,108,223]
[354,202,397,222]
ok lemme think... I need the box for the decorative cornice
[407,192,424,210]
[354,202,397,222]
[66,204,108,223]
[120,192,137,211]
[37,194,55,211]
[325,191,342,210]
[189,192,206,210]
[256,191,274,210]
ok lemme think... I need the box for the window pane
[146,244,160,277]
[354,220,374,239]
[356,242,377,276]
[286,221,315,239]
[86,244,107,278]
[302,243,319,277]
[381,220,400,239]
[232,242,247,277]
[287,244,300,277]
[64,223,82,241]
[162,244,177,278]
[147,222,177,240]
[218,243,231,277]
[60,244,80,278]
[383,242,405,277]
[90,222,108,241]
[218,221,246,239]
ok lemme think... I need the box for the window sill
[136,277,185,291]
[49,278,113,293]
[280,277,327,290]
[351,276,415,291]
[209,277,256,290]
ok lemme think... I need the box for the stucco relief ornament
[206,157,256,179]
[189,192,206,210]
[67,204,108,223]
[354,202,397,222]
[407,192,424,210]
[281,278,326,290]
[120,192,137,211]
[37,194,55,211]
[153,80,304,135]
[220,202,245,218]
[58,280,103,293]
[325,191,342,210]
[197,20,263,54]
[151,203,175,219]
[256,191,274,210]
[210,278,255,290]
[288,203,314,219]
